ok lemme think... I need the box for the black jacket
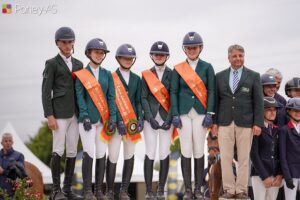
[250,125,281,180]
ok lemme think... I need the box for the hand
[172,115,182,129]
[285,179,295,190]
[83,117,92,131]
[47,115,58,130]
[138,118,144,132]
[211,124,219,136]
[263,177,273,188]
[149,118,160,130]
[117,121,126,136]
[272,175,283,187]
[161,120,171,130]
[202,114,213,128]
[252,125,262,136]
[0,166,4,175]
[108,121,117,132]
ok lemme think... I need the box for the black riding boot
[119,156,134,200]
[194,156,204,200]
[62,157,83,200]
[82,152,96,200]
[105,158,116,200]
[144,155,155,199]
[181,155,193,200]
[157,156,169,200]
[50,153,67,200]
[94,156,106,200]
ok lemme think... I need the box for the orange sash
[74,69,114,142]
[142,69,179,143]
[175,61,207,109]
[112,72,141,143]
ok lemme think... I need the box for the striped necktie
[232,70,239,93]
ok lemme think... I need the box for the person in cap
[250,97,283,200]
[265,68,286,106]
[106,44,143,200]
[261,73,286,127]
[279,98,300,200]
[212,44,264,199]
[170,32,215,199]
[0,133,27,199]
[42,27,83,200]
[141,41,174,199]
[285,77,300,98]
[74,38,117,200]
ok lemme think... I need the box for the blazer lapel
[224,68,232,94]
[128,71,134,92]
[235,67,249,92]
[71,57,78,72]
[56,54,71,74]
[116,68,129,90]
[161,66,170,83]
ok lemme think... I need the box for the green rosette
[127,119,139,135]
[104,121,116,136]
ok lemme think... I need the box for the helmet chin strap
[287,110,300,123]
[290,115,300,123]
[116,57,136,71]
[150,55,169,67]
[88,53,106,66]
[182,45,202,61]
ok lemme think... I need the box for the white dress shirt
[59,52,72,72]
[155,65,166,81]
[90,66,99,82]
[187,58,199,70]
[119,67,130,85]
[292,122,300,134]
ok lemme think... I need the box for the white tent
[1,122,52,184]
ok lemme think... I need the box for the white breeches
[179,108,207,158]
[79,121,107,159]
[251,176,280,200]
[52,115,79,158]
[143,114,173,160]
[107,133,136,163]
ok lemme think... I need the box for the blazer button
[233,96,235,99]
[232,106,234,109]
[192,96,195,99]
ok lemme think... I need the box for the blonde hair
[266,68,283,79]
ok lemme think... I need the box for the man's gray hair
[266,68,283,79]
[1,132,13,141]
[228,44,245,55]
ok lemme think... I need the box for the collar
[230,66,244,73]
[0,148,14,156]
[187,58,199,66]
[119,67,130,74]
[59,52,72,63]
[155,65,166,72]
[288,120,300,129]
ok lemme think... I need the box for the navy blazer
[279,121,300,179]
[250,125,281,180]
